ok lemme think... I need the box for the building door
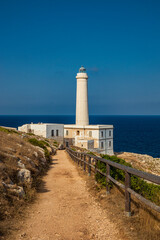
[66,142,69,147]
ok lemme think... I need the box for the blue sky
[0,0,160,115]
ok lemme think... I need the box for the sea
[0,115,160,158]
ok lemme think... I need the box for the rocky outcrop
[17,159,26,169]
[117,152,160,176]
[17,169,31,183]
[2,182,25,198]
[0,127,57,231]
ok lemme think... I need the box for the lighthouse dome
[79,66,86,73]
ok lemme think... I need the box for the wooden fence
[66,147,160,216]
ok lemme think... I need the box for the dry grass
[0,130,53,239]
[68,153,160,240]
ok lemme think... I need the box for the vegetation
[26,132,35,136]
[53,140,58,147]
[71,147,76,151]
[0,126,19,134]
[87,151,96,156]
[96,154,160,205]
[28,138,50,160]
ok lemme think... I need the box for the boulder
[2,182,25,198]
[13,186,25,198]
[18,159,26,169]
[33,151,38,158]
[17,169,31,183]
[24,156,36,168]
[40,157,47,164]
[58,144,64,150]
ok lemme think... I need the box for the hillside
[0,127,57,238]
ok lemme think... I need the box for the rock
[24,156,36,168]
[17,143,22,147]
[13,186,25,198]
[2,181,15,189]
[5,147,16,153]
[18,159,26,169]
[33,151,38,158]
[52,148,57,154]
[36,146,45,156]
[1,152,17,159]
[58,144,64,150]
[17,169,31,183]
[40,157,47,163]
[2,182,25,198]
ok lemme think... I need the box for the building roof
[64,124,113,129]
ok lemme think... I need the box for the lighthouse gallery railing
[66,147,160,215]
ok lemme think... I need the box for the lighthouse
[76,66,89,125]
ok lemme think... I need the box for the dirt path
[13,150,123,240]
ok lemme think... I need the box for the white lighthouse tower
[76,66,89,125]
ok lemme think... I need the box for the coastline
[117,152,160,176]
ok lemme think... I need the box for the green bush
[96,155,160,205]
[28,138,50,161]
[28,138,49,148]
[0,127,19,134]
[71,148,76,151]
[87,151,96,156]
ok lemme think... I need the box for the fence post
[84,155,86,171]
[106,163,110,194]
[88,156,91,176]
[80,153,83,168]
[94,157,98,183]
[75,153,79,163]
[77,152,79,165]
[125,171,131,217]
[80,153,83,164]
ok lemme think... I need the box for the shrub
[96,155,160,205]
[28,138,50,161]
[87,151,96,156]
[28,138,49,148]
[71,148,76,151]
[0,127,19,134]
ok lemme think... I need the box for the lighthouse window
[101,142,104,149]
[101,131,103,138]
[109,141,111,147]
[66,130,68,136]
[109,130,111,137]
[89,131,92,137]
[56,130,59,136]
[51,130,54,137]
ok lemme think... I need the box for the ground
[9,150,127,240]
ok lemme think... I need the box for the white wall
[46,124,64,143]
[18,123,64,144]
[30,124,46,137]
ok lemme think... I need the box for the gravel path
[14,150,122,240]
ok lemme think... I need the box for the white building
[64,124,113,155]
[63,66,114,155]
[18,123,64,143]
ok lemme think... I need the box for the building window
[77,130,80,135]
[89,131,92,137]
[101,131,103,138]
[109,130,111,137]
[66,130,68,136]
[109,141,111,147]
[56,130,59,136]
[101,142,104,149]
[51,130,54,136]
